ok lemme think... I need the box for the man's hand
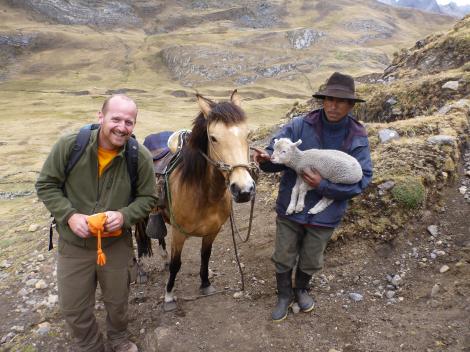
[68,213,91,238]
[105,211,124,232]
[251,146,271,164]
[301,168,322,188]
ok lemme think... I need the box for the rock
[378,180,395,195]
[37,254,45,262]
[386,97,397,105]
[427,225,439,237]
[438,105,452,115]
[430,252,437,259]
[18,288,29,296]
[385,290,396,299]
[47,295,59,306]
[427,135,455,146]
[441,81,459,90]
[26,278,38,286]
[459,186,467,195]
[0,260,11,268]
[349,292,363,302]
[35,280,48,289]
[439,265,450,273]
[1,332,15,344]
[11,325,24,333]
[36,322,50,335]
[291,302,300,314]
[233,291,244,299]
[430,283,440,297]
[391,275,402,287]
[28,224,39,232]
[286,28,325,49]
[378,129,399,143]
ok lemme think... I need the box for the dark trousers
[272,216,334,275]
[57,237,135,352]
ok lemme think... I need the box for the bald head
[101,94,138,117]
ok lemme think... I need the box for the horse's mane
[179,100,246,186]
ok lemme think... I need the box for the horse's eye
[210,136,217,143]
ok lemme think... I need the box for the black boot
[294,269,315,313]
[272,270,293,322]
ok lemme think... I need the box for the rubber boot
[294,269,315,312]
[272,270,293,322]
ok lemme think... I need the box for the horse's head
[196,90,255,203]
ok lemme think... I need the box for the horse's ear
[196,94,212,118]
[230,89,242,107]
[294,139,302,147]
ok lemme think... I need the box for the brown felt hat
[312,72,365,103]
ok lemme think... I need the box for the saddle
[143,130,190,201]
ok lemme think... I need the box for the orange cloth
[97,146,118,177]
[87,213,122,266]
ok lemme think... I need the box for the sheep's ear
[294,139,302,147]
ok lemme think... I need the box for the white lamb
[271,138,363,215]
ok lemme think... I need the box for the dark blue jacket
[260,109,373,228]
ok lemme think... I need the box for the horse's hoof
[136,272,148,284]
[200,285,216,296]
[163,301,177,312]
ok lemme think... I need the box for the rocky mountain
[377,0,470,17]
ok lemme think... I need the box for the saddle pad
[143,131,173,161]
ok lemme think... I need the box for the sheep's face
[271,138,301,165]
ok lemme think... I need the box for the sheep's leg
[308,197,334,215]
[295,180,311,213]
[286,176,302,215]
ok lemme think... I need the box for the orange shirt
[97,146,118,177]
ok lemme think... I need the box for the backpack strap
[65,123,100,177]
[124,136,139,203]
[50,123,99,251]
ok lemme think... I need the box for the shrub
[391,178,426,209]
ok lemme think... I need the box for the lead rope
[229,193,256,292]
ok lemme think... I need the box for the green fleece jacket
[36,128,157,249]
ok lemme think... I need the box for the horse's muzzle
[230,183,255,203]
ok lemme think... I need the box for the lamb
[271,138,363,215]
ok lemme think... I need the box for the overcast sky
[436,0,470,5]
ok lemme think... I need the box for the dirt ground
[0,158,469,352]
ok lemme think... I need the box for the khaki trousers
[272,216,334,275]
[57,236,135,352]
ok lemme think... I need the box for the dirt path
[0,156,469,352]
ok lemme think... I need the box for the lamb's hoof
[136,271,148,284]
[286,208,294,215]
[163,300,177,312]
[308,208,320,215]
[295,206,304,213]
[200,285,216,296]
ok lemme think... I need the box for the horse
[144,90,256,312]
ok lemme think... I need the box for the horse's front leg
[164,229,186,312]
[200,233,217,296]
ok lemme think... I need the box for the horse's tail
[134,218,153,258]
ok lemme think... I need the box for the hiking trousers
[272,216,334,275]
[57,236,136,352]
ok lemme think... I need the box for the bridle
[199,125,259,184]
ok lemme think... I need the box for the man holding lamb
[253,72,373,322]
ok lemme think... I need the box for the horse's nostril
[230,183,240,195]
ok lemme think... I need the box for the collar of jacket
[89,128,127,160]
[302,108,368,152]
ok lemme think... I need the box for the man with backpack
[36,94,157,352]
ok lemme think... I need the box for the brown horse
[161,91,256,311]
